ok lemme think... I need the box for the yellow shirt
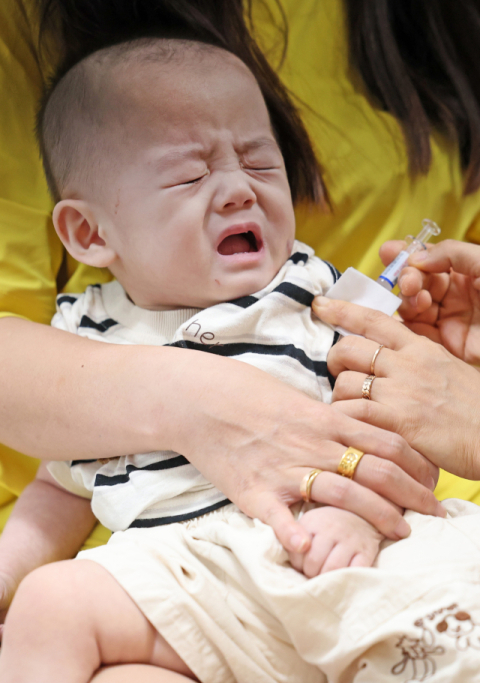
[0,0,478,539]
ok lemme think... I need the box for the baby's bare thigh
[67,561,183,669]
[41,559,195,678]
[75,560,195,677]
[92,664,195,683]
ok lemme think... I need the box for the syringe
[377,219,441,291]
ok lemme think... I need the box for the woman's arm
[313,296,480,480]
[0,317,445,549]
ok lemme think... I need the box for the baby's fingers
[349,544,381,569]
[320,542,364,574]
[302,536,336,578]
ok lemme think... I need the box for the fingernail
[290,533,309,552]
[409,251,428,263]
[314,295,331,307]
[394,518,411,539]
[427,477,436,491]
[409,294,419,308]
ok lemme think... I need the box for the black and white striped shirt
[49,241,340,531]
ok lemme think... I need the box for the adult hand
[380,239,480,364]
[168,352,443,552]
[312,296,480,481]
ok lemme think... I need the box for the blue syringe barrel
[377,219,441,291]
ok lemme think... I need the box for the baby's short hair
[37,39,221,201]
[37,37,324,205]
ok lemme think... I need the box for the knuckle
[373,458,397,487]
[332,372,350,397]
[359,399,378,421]
[332,299,349,321]
[364,308,386,326]
[327,476,350,506]
[442,239,456,252]
[385,432,406,460]
[373,503,398,531]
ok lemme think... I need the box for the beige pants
[78,499,480,683]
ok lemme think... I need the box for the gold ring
[361,374,376,400]
[300,468,322,503]
[370,344,384,375]
[337,447,364,479]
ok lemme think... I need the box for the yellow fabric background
[0,0,479,549]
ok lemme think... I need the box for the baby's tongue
[218,233,252,255]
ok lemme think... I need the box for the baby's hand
[288,507,384,578]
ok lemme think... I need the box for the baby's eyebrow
[237,138,279,154]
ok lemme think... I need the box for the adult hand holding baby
[313,241,480,480]
[144,346,441,550]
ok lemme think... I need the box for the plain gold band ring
[370,344,385,375]
[337,447,365,479]
[361,374,376,400]
[300,468,323,503]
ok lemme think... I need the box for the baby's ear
[52,199,116,268]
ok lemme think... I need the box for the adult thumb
[409,239,480,285]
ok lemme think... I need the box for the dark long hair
[37,1,480,196]
[35,0,325,207]
[345,0,480,194]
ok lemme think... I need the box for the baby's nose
[216,170,257,211]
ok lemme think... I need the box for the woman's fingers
[324,403,436,488]
[409,239,480,286]
[327,335,389,377]
[254,493,312,553]
[382,239,480,286]
[352,452,440,510]
[333,370,384,402]
[379,240,406,266]
[397,269,450,321]
[313,297,413,349]
[307,471,411,539]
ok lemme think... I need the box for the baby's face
[94,52,296,310]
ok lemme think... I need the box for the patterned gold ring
[370,344,385,375]
[337,447,364,479]
[361,374,376,400]
[300,469,323,503]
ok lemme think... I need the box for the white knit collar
[101,280,201,341]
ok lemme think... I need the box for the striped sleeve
[52,285,120,340]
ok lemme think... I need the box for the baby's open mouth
[217,231,260,256]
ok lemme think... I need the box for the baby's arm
[288,506,384,578]
[0,462,96,629]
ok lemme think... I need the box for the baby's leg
[0,559,197,683]
[92,664,194,683]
